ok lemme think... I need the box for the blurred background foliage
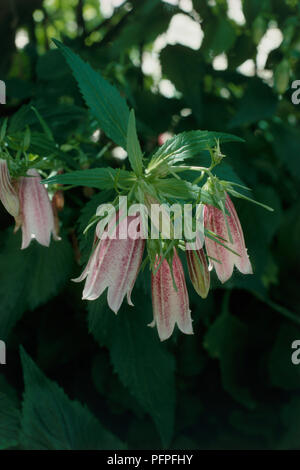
[0,0,300,450]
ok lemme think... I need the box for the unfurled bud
[0,159,20,218]
[186,248,210,299]
[18,169,60,249]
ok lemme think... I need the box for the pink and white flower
[74,213,145,313]
[0,159,20,219]
[151,249,193,341]
[204,193,252,283]
[18,169,60,249]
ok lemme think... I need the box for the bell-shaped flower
[186,248,210,299]
[18,169,60,249]
[151,249,193,341]
[74,213,145,313]
[204,193,252,283]
[0,159,20,218]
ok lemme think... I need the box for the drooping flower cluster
[0,160,59,249]
[74,190,252,341]
[0,118,268,342]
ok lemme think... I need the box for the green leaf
[88,296,176,447]
[204,304,256,409]
[53,39,130,148]
[20,347,125,450]
[0,377,21,449]
[0,230,73,339]
[271,123,300,181]
[160,45,204,124]
[43,167,133,189]
[228,80,278,128]
[201,17,237,58]
[155,178,199,200]
[148,130,243,170]
[127,109,143,176]
[155,177,215,205]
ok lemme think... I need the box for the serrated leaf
[155,178,199,200]
[43,167,133,190]
[53,39,130,148]
[0,229,73,339]
[155,177,215,205]
[88,296,176,447]
[20,347,125,450]
[0,378,21,450]
[127,109,143,176]
[148,130,243,170]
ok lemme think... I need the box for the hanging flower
[204,193,252,283]
[74,213,145,313]
[18,169,60,249]
[186,248,210,298]
[0,159,20,219]
[151,249,193,341]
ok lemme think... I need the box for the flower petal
[225,194,253,275]
[0,159,19,218]
[19,169,56,249]
[204,204,234,283]
[151,250,193,341]
[80,214,145,314]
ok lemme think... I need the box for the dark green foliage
[19,348,125,450]
[88,297,175,447]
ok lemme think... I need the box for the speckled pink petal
[78,214,145,313]
[0,159,19,218]
[204,204,234,283]
[204,194,252,283]
[151,250,193,341]
[19,169,58,249]
[225,194,252,275]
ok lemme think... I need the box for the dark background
[0,0,300,450]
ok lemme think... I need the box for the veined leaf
[127,109,143,176]
[155,178,199,200]
[0,378,21,450]
[43,167,134,190]
[148,130,244,171]
[155,177,215,206]
[53,39,130,148]
[88,297,176,447]
[20,348,126,450]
